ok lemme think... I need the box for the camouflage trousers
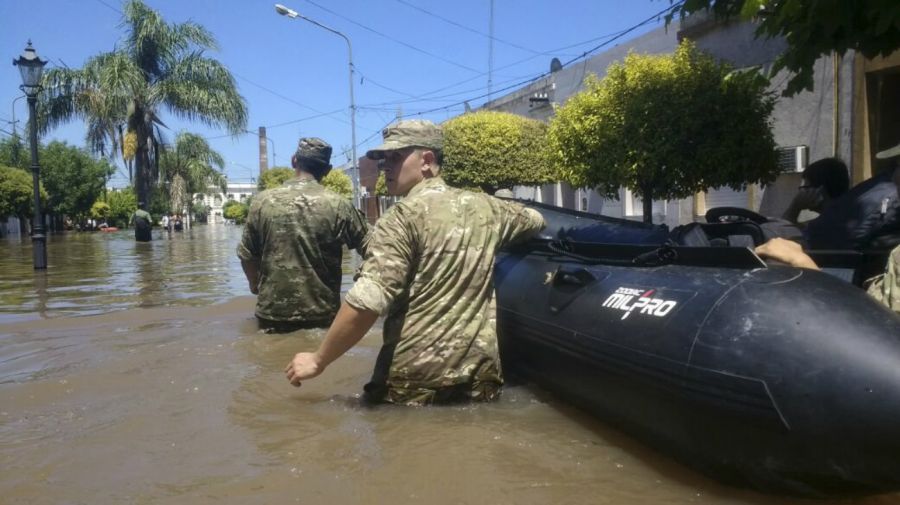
[363,380,502,407]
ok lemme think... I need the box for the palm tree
[159,132,226,217]
[39,0,247,211]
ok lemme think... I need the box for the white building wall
[195,181,258,224]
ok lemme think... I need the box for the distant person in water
[131,202,152,242]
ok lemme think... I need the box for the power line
[352,3,684,153]
[352,25,633,111]
[301,0,482,74]
[393,0,556,57]
[231,72,352,128]
[232,72,324,115]
[202,107,347,141]
[92,0,122,15]
[400,1,685,120]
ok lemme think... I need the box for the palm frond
[159,55,248,134]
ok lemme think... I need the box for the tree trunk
[642,187,653,224]
[135,124,152,212]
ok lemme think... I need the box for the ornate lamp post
[275,3,360,209]
[13,41,48,270]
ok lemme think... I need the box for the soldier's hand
[284,352,324,387]
[755,238,819,270]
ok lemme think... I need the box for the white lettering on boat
[602,287,679,320]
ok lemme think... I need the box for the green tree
[0,135,27,170]
[192,200,210,223]
[39,0,247,210]
[443,111,556,194]
[0,165,47,221]
[375,172,389,196]
[40,141,115,225]
[147,185,170,221]
[90,201,111,221]
[159,132,226,216]
[668,0,900,96]
[222,199,248,224]
[105,187,138,228]
[321,169,352,199]
[258,167,294,191]
[548,41,778,223]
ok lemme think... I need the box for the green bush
[223,199,249,224]
[443,110,556,194]
[105,188,138,228]
[321,169,353,199]
[258,167,294,191]
[548,40,778,222]
[0,165,45,219]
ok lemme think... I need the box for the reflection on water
[1,226,899,504]
[1,226,254,323]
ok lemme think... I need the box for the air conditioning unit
[776,145,808,173]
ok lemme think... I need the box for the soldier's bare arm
[285,303,379,387]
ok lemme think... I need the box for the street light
[13,41,48,270]
[230,162,256,183]
[275,3,360,209]
[6,94,26,165]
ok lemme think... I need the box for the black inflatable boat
[495,201,900,497]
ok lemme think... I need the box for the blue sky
[0,0,676,187]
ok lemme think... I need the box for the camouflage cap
[295,137,333,169]
[365,119,443,160]
[876,141,900,161]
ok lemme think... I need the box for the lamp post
[230,162,256,184]
[13,41,48,270]
[275,3,360,209]
[7,94,25,165]
[264,135,276,168]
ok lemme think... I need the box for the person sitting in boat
[284,120,546,405]
[801,155,899,251]
[756,145,900,313]
[781,157,850,226]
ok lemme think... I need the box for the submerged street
[0,226,897,504]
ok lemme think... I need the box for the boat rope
[546,240,678,267]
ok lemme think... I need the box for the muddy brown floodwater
[1,226,898,504]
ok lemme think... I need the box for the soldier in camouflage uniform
[237,137,369,332]
[284,120,546,405]
[865,143,900,312]
[756,142,900,313]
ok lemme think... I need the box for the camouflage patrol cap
[294,137,333,170]
[876,141,900,161]
[365,119,443,160]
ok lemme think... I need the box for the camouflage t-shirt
[344,176,545,404]
[237,175,368,323]
[867,244,900,313]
